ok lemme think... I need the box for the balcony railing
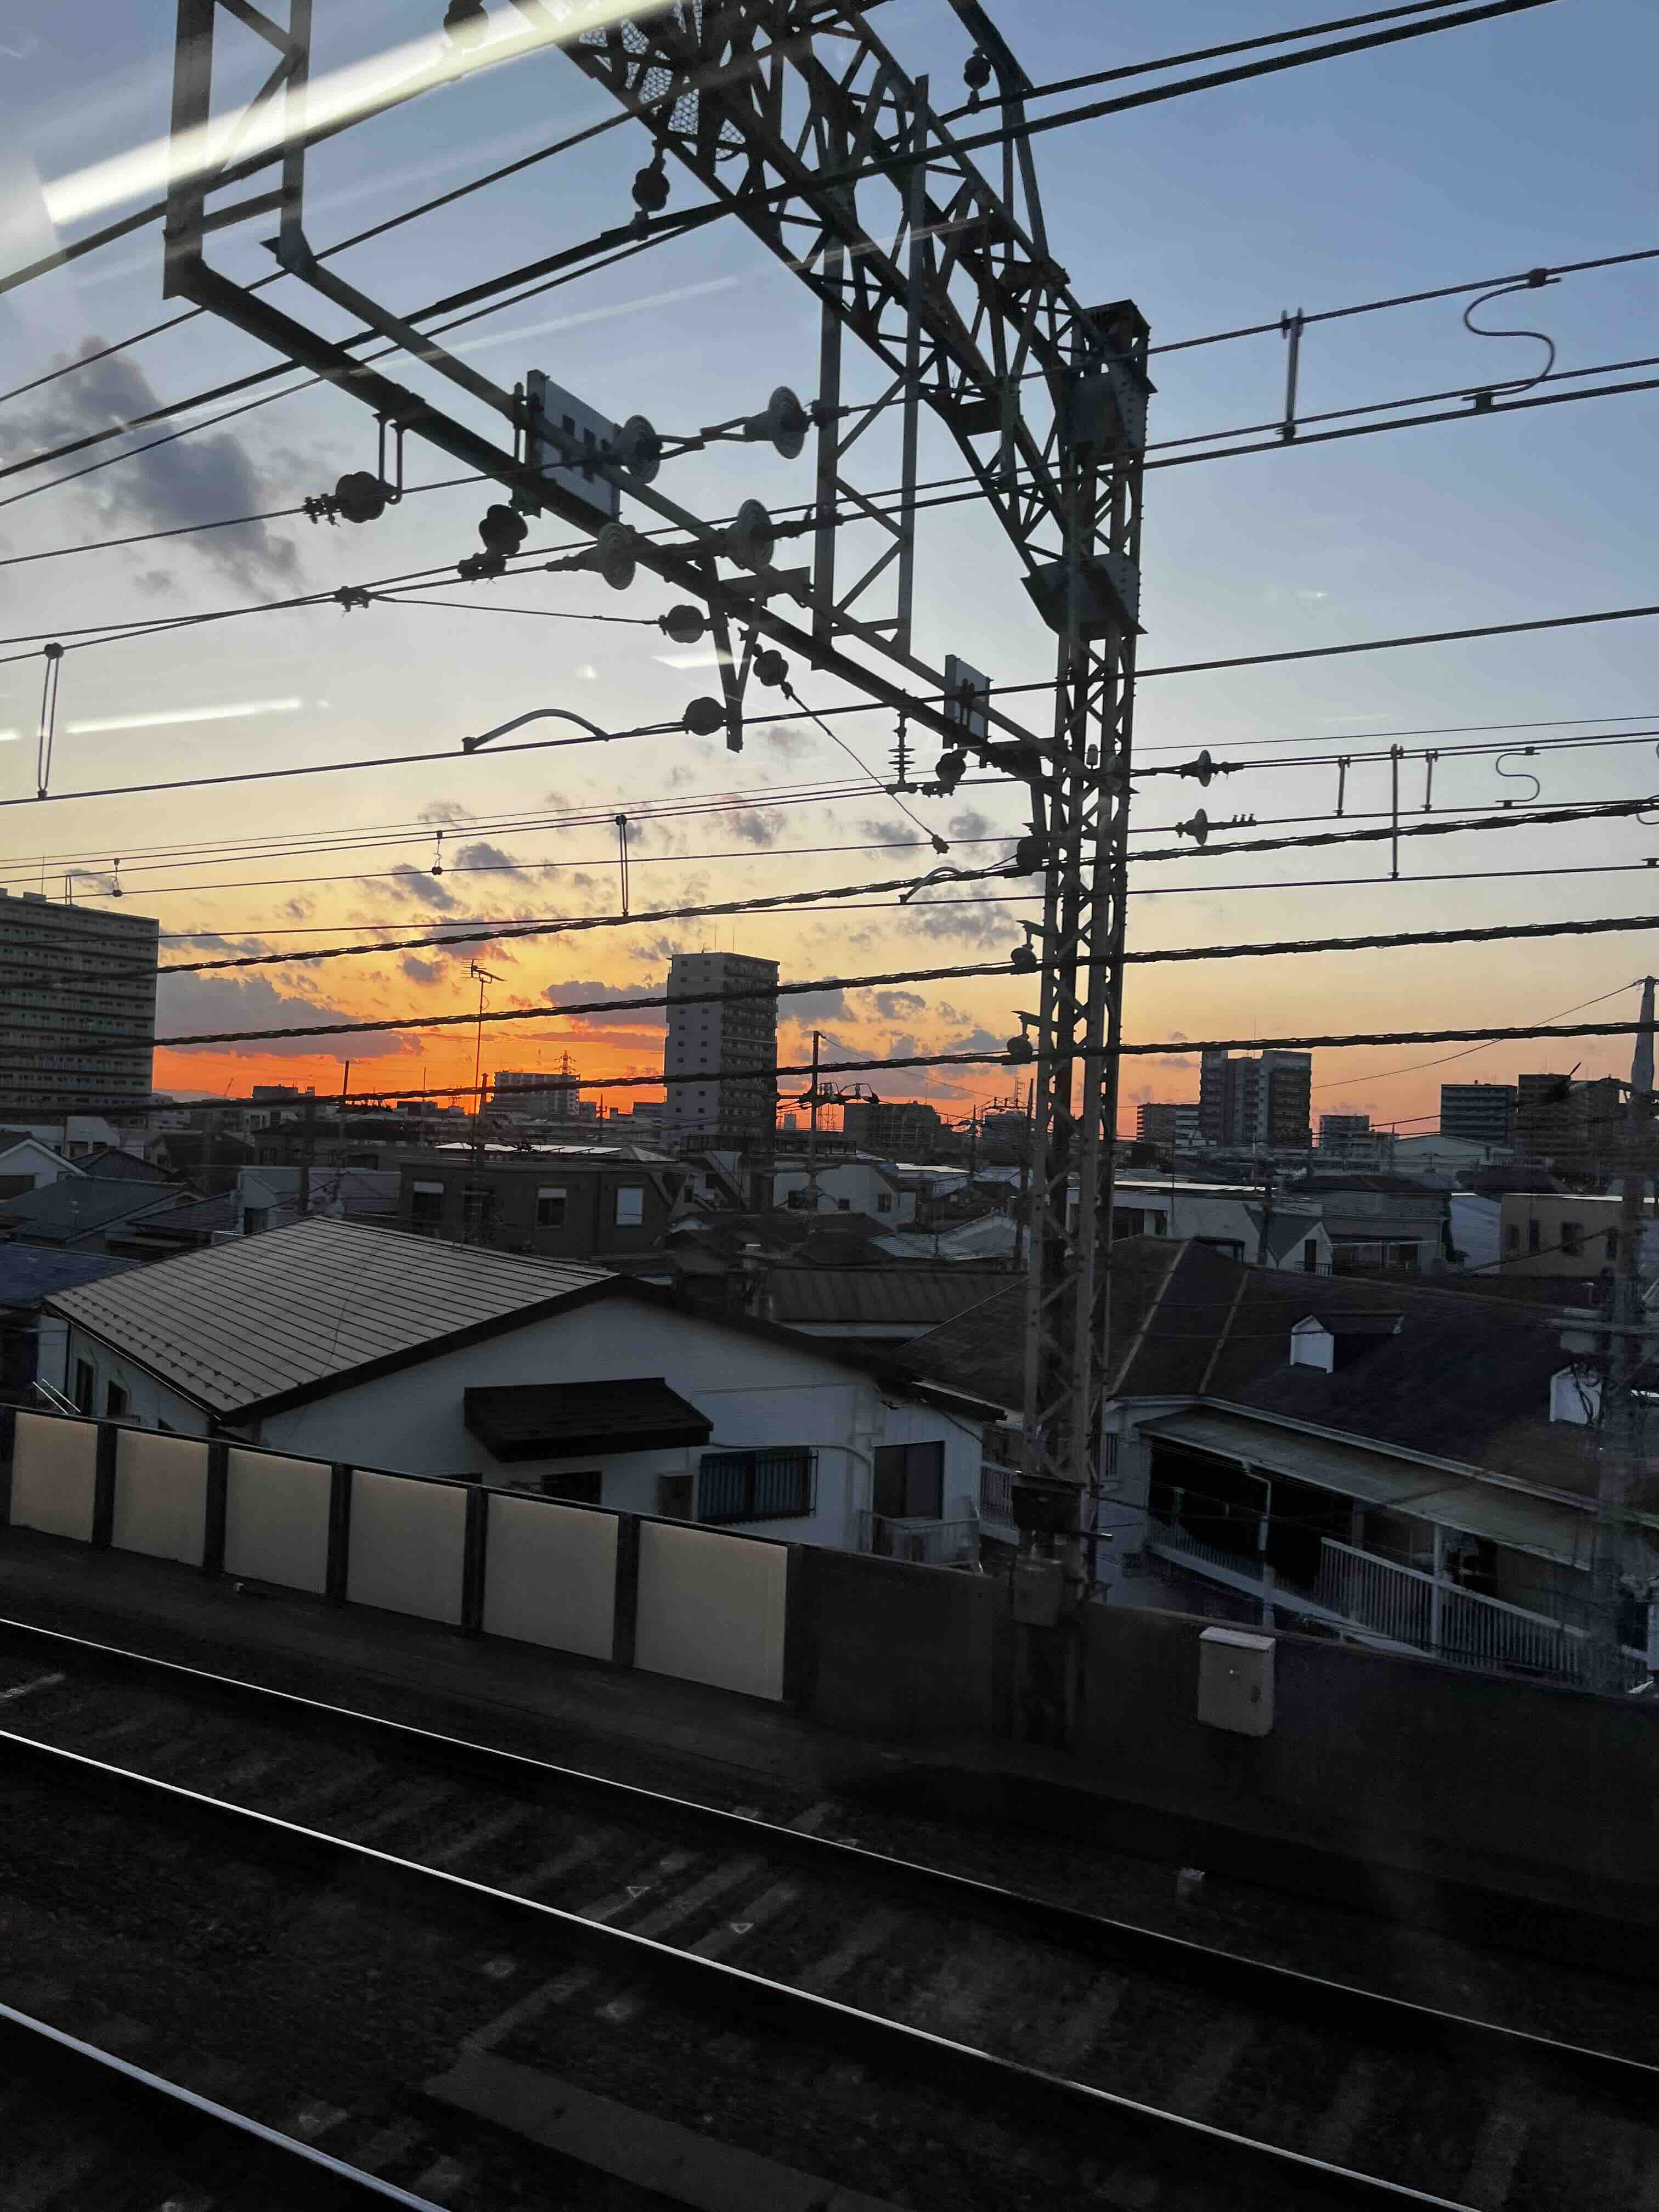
[979,1459,1015,1530]
[859,1513,979,1567]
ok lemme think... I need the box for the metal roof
[0,1246,139,1309]
[0,1180,187,1243]
[464,1378,712,1461]
[766,1268,1011,1328]
[47,1215,612,1417]
[1137,1407,1594,1566]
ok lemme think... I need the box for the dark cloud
[280,895,315,923]
[901,899,1015,950]
[759,722,815,763]
[949,807,995,841]
[545,978,664,1028]
[724,808,784,848]
[871,989,927,1021]
[0,341,300,590]
[155,968,415,1060]
[133,567,177,598]
[418,800,475,827]
[947,1025,1008,1057]
[783,987,853,1023]
[400,955,442,985]
[383,863,460,912]
[454,840,529,880]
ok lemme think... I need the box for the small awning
[464,1377,712,1462]
[1138,1406,1593,1567]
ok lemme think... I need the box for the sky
[0,0,1654,1139]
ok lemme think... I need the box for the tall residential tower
[0,891,159,1120]
[664,952,778,1150]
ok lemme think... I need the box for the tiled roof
[766,1268,1012,1328]
[0,1246,139,1309]
[0,1181,187,1243]
[48,1216,612,1416]
[465,1378,712,1460]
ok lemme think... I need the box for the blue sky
[0,0,1652,1126]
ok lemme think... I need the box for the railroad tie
[1166,2015,1255,2121]
[1302,2052,1379,2168]
[1460,2094,1535,2208]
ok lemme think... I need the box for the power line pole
[1590,976,1654,1692]
[296,1091,315,1221]
[469,962,502,1159]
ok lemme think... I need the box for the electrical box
[1197,1628,1274,1737]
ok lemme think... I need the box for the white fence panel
[9,1410,98,1542]
[224,1449,332,1594]
[634,1522,787,1702]
[483,1494,616,1660]
[112,1430,208,1565]
[346,1470,466,1625]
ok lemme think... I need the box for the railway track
[0,1611,1652,2209]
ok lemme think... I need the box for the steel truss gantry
[163,0,1149,1533]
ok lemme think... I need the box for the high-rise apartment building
[1439,1081,1516,1146]
[1135,1101,1198,1149]
[1318,1112,1370,1154]
[492,1058,595,1122]
[840,1098,945,1156]
[1198,1049,1312,1150]
[0,891,159,1119]
[664,952,778,1150]
[1515,1073,1622,1177]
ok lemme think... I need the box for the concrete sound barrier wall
[346,1468,467,1626]
[482,1493,617,1660]
[9,1411,99,1543]
[224,1448,332,1594]
[634,1520,787,1702]
[112,1429,208,1566]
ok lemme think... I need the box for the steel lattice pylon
[162,0,1149,1533]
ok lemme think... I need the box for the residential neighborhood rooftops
[0,1180,189,1245]
[0,1245,139,1310]
[48,1215,612,1416]
[764,1267,1012,1329]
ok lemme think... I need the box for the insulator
[683,696,726,737]
[740,387,809,460]
[632,151,670,215]
[443,0,490,47]
[1006,1032,1034,1064]
[334,471,388,525]
[612,413,662,483]
[752,648,788,689]
[934,748,967,793]
[661,603,707,646]
[726,499,775,573]
[1011,834,1047,875]
[477,503,527,557]
[590,522,637,592]
[964,50,993,89]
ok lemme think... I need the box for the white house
[0,1137,84,1197]
[44,1217,992,1564]
[771,1156,917,1225]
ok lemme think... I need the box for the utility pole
[1256,1158,1276,1269]
[296,1091,315,1220]
[469,962,502,1159]
[804,1030,823,1214]
[1590,977,1655,1692]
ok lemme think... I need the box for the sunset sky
[1,0,1654,1138]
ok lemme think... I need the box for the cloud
[901,899,1015,950]
[280,895,316,922]
[383,862,460,912]
[400,954,442,985]
[724,807,784,848]
[545,978,664,1028]
[760,722,815,763]
[132,567,177,598]
[946,1025,1007,1056]
[871,989,927,1021]
[782,988,853,1023]
[154,968,415,1060]
[948,808,995,841]
[454,840,529,880]
[0,340,300,590]
[418,800,474,826]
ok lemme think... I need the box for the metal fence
[859,1513,980,1567]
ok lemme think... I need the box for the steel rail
[0,1717,1470,2210]
[0,1613,1651,2115]
[0,1998,445,2208]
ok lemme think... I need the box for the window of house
[614,1186,645,1228]
[1505,1222,1520,1254]
[538,1469,602,1504]
[1527,1219,1542,1254]
[697,1447,814,1523]
[537,1186,568,1230]
[243,1206,269,1235]
[873,1440,945,1521]
[837,1197,851,1213]
[409,1182,444,1233]
[1561,1220,1583,1257]
[72,1358,94,1414]
[462,1184,496,1240]
[1303,1239,1319,1272]
[1607,1229,1620,1262]
[876,1193,893,1214]
[105,1381,128,1420]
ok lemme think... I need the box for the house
[396,1149,684,1261]
[1282,1173,1448,1273]
[0,1180,195,1254]
[237,1164,402,1237]
[0,1136,84,1199]
[0,1245,138,1397]
[772,1156,917,1225]
[1498,1191,1633,1279]
[44,1217,996,1562]
[904,1237,1651,1683]
[761,1268,1012,1346]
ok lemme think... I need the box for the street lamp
[460,707,614,755]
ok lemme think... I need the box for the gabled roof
[48,1215,613,1416]
[80,1148,176,1184]
[0,1245,139,1310]
[0,1180,187,1244]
